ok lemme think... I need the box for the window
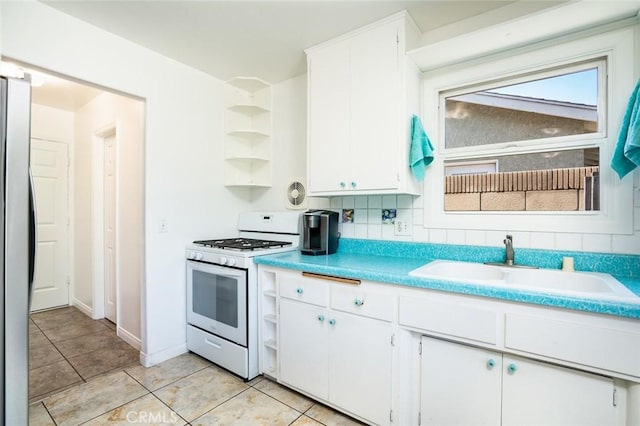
[442,59,604,212]
[421,24,635,234]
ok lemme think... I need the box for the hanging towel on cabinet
[410,114,434,182]
[611,79,640,178]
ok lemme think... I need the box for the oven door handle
[205,339,222,350]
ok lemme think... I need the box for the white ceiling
[30,72,102,111]
[39,0,567,84]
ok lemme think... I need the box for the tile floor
[29,306,364,425]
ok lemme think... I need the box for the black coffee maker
[301,210,340,255]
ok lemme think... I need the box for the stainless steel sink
[409,260,639,301]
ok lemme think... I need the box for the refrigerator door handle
[28,167,37,307]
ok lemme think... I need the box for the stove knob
[220,256,227,265]
[227,258,236,267]
[195,252,203,261]
[188,251,197,260]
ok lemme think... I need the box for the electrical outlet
[394,220,410,236]
[159,219,168,233]
[394,209,412,236]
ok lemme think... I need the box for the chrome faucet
[504,235,514,266]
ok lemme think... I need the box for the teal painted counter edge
[254,238,640,320]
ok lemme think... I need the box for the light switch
[159,219,168,233]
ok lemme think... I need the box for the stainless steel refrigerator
[1,75,36,424]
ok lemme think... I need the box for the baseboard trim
[139,343,188,368]
[72,298,94,318]
[117,326,142,351]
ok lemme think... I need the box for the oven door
[186,260,247,347]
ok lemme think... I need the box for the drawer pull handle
[508,363,518,374]
[351,181,357,188]
[296,288,304,294]
[486,359,496,369]
[317,315,325,322]
[329,319,336,326]
[205,339,222,350]
[301,272,361,286]
[354,298,364,306]
[340,181,346,188]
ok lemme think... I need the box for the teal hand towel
[410,114,434,181]
[611,79,640,179]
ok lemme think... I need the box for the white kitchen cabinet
[420,337,502,425]
[279,298,329,399]
[224,77,271,188]
[420,336,617,426]
[275,269,395,425]
[305,11,421,196]
[329,310,393,426]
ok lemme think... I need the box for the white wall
[31,104,75,142]
[2,1,252,365]
[252,73,308,211]
[74,92,144,344]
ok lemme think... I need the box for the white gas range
[185,212,300,380]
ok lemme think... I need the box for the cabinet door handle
[507,363,518,374]
[340,181,346,188]
[486,358,496,369]
[296,287,303,294]
[354,298,364,306]
[317,315,325,322]
[329,319,336,326]
[350,181,357,188]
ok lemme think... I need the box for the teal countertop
[254,239,640,320]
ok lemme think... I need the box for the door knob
[486,358,496,369]
[508,363,518,374]
[317,315,325,322]
[296,288,303,294]
[329,319,336,326]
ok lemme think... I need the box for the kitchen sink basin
[409,260,639,301]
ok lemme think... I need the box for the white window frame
[421,24,636,234]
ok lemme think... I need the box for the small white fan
[285,179,307,209]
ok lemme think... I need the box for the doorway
[6,60,145,348]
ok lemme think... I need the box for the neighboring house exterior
[444,92,600,211]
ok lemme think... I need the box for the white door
[30,139,69,311]
[420,337,502,426]
[279,299,329,400]
[104,134,117,322]
[349,20,399,191]
[307,41,351,193]
[329,311,393,426]
[502,355,616,426]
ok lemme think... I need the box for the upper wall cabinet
[224,77,272,188]
[305,11,422,196]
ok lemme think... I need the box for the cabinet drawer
[505,312,640,377]
[399,295,498,345]
[331,284,394,322]
[280,273,329,307]
[187,325,248,378]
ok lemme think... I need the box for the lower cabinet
[280,299,329,400]
[420,336,617,426]
[279,297,393,425]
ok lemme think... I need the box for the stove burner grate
[193,238,292,251]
